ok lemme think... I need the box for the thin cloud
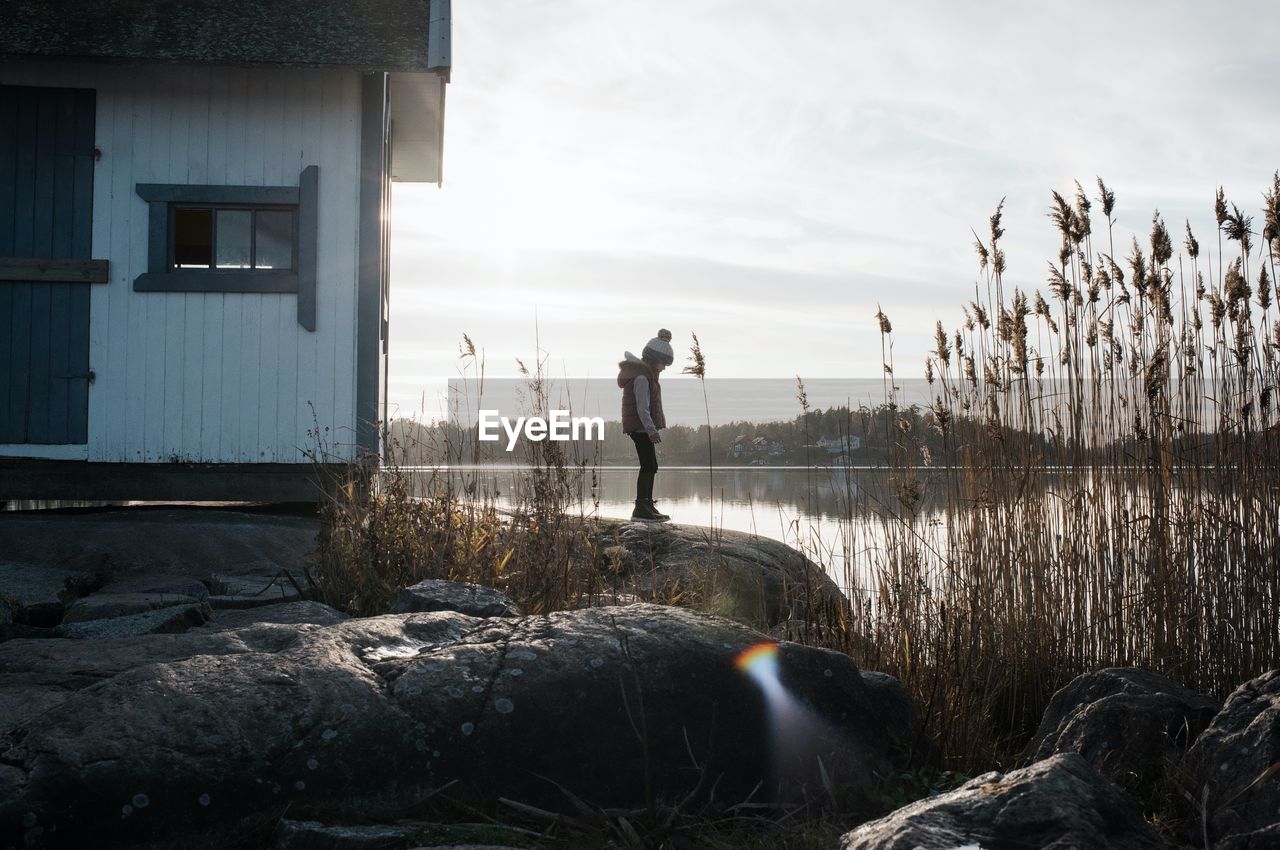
[390,0,1280,406]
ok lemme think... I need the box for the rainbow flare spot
[735,641,779,673]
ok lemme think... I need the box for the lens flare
[735,641,780,674]
[736,641,786,701]
[735,640,843,803]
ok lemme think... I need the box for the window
[170,207,296,270]
[134,166,318,331]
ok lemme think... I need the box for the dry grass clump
[310,466,505,616]
[311,462,625,618]
[310,340,620,617]
[843,175,1280,771]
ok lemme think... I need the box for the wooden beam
[297,164,319,331]
[356,73,389,459]
[136,183,300,205]
[0,459,347,502]
[134,269,298,293]
[0,257,109,283]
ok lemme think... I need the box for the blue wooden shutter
[0,85,96,444]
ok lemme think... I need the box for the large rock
[0,622,310,734]
[1023,667,1219,802]
[62,591,206,623]
[207,570,310,609]
[277,818,416,850]
[595,522,845,629]
[0,507,317,580]
[275,819,524,850]
[0,559,105,626]
[389,580,521,618]
[194,601,347,633]
[1182,669,1280,847]
[0,508,319,639]
[0,603,919,849]
[840,752,1167,850]
[56,601,213,639]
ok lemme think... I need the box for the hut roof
[1,0,447,73]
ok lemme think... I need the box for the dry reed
[836,176,1280,771]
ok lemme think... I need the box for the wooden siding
[0,62,363,463]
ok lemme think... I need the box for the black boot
[641,471,668,520]
[631,500,664,522]
[636,470,655,504]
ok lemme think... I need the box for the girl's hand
[649,432,662,444]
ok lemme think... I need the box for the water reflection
[424,465,902,521]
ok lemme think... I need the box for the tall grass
[683,333,714,529]
[844,175,1280,770]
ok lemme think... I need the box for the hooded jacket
[617,352,666,435]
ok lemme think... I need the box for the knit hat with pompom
[641,329,675,366]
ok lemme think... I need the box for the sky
[387,0,1280,420]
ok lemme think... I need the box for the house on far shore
[817,435,861,454]
[728,435,785,461]
[0,0,451,501]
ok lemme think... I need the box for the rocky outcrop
[0,620,310,738]
[0,603,919,849]
[277,818,418,850]
[1022,667,1219,801]
[840,752,1167,850]
[62,589,207,623]
[0,508,316,583]
[389,580,521,618]
[594,521,845,629]
[0,507,319,642]
[193,601,347,632]
[57,600,214,638]
[276,818,524,850]
[1,508,848,641]
[0,557,108,628]
[1182,669,1280,848]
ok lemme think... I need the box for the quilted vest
[617,360,666,433]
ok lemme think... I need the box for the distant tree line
[387,405,1008,467]
[386,400,1263,469]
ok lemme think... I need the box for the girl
[617,329,674,522]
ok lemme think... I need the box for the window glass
[254,210,294,269]
[215,210,252,269]
[173,208,213,268]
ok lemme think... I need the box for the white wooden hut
[0,0,450,500]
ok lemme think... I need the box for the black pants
[628,431,658,503]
